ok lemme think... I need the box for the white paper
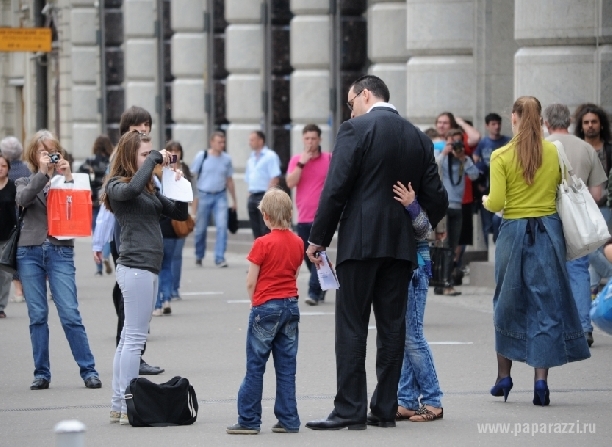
[161,167,193,202]
[316,251,340,290]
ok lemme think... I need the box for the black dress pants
[247,192,270,239]
[333,258,412,422]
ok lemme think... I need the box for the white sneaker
[152,308,163,317]
[119,413,130,425]
[110,410,121,423]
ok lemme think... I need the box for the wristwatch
[296,161,305,169]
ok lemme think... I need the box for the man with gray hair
[544,103,607,348]
[0,136,31,181]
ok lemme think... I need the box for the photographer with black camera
[437,129,481,295]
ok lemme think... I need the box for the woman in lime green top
[482,96,590,407]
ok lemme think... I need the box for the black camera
[169,154,178,163]
[451,141,464,153]
[49,153,61,164]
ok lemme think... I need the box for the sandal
[409,405,443,422]
[395,406,417,421]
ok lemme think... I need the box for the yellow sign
[0,28,52,52]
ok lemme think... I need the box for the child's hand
[393,181,415,207]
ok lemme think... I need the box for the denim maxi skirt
[493,214,591,368]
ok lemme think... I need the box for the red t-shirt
[247,229,304,307]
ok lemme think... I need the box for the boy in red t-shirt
[227,189,304,435]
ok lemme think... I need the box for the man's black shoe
[139,360,164,375]
[586,332,594,347]
[367,412,396,428]
[195,259,202,266]
[306,413,366,431]
[84,376,102,389]
[30,378,49,390]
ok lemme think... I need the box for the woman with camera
[102,130,188,424]
[15,130,102,390]
[483,96,590,406]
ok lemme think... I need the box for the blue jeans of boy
[237,298,300,431]
[566,256,593,333]
[17,242,98,382]
[156,238,180,309]
[194,191,228,264]
[172,237,186,297]
[397,266,443,409]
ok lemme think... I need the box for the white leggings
[111,265,158,413]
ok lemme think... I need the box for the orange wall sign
[0,28,52,52]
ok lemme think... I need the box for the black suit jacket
[309,106,448,267]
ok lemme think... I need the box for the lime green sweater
[483,139,560,219]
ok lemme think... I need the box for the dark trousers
[333,258,412,422]
[295,223,323,300]
[247,193,270,239]
[111,240,145,356]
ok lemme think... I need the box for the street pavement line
[301,311,334,315]
[227,300,251,303]
[181,292,224,296]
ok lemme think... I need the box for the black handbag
[125,376,198,427]
[228,208,238,234]
[430,245,454,288]
[0,208,26,275]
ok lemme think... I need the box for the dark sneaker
[272,422,299,433]
[586,332,594,347]
[139,360,164,375]
[84,376,102,389]
[216,260,228,268]
[226,423,259,435]
[30,378,49,390]
[195,259,203,266]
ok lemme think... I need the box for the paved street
[1,235,610,447]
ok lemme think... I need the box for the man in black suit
[305,75,448,430]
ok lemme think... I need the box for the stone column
[405,0,475,126]
[225,0,263,214]
[171,0,207,161]
[104,0,125,144]
[56,1,99,157]
[514,0,612,113]
[289,0,332,152]
[368,0,408,117]
[123,0,160,148]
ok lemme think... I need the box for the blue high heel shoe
[533,380,550,406]
[490,377,513,402]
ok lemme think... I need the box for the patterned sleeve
[406,199,432,241]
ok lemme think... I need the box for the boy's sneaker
[152,308,163,317]
[216,260,228,268]
[110,411,121,423]
[226,423,259,435]
[305,297,318,306]
[272,422,299,433]
[119,413,130,425]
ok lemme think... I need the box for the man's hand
[299,150,314,165]
[306,243,325,267]
[93,251,103,264]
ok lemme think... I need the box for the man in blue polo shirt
[245,131,281,239]
[191,131,237,267]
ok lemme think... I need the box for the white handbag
[553,140,610,260]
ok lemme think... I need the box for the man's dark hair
[119,106,153,136]
[92,135,113,157]
[485,113,502,125]
[350,75,390,102]
[253,130,266,144]
[574,103,610,142]
[302,124,321,137]
[436,112,459,129]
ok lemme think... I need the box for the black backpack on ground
[125,376,198,427]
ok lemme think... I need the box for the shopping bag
[47,173,92,238]
[430,245,454,288]
[591,279,612,335]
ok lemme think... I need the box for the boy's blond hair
[258,188,293,229]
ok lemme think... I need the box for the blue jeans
[17,242,98,382]
[397,266,443,409]
[237,298,300,431]
[480,206,502,247]
[172,237,186,296]
[588,247,612,289]
[156,238,180,309]
[295,223,323,301]
[566,256,593,332]
[194,191,228,264]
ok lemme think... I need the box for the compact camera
[49,153,61,164]
[451,141,464,154]
[169,154,178,163]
